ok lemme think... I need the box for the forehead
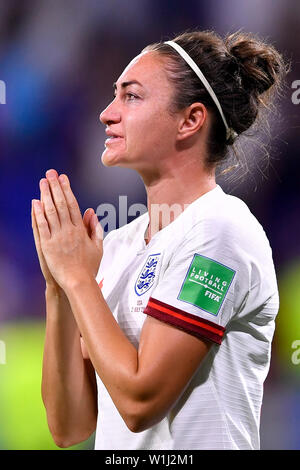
[115,51,169,89]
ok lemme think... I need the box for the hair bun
[225,31,285,95]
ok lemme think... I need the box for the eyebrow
[113,80,143,90]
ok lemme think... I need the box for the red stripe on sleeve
[143,297,225,345]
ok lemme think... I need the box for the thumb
[90,213,103,247]
[83,208,93,237]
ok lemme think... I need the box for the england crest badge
[134,253,161,296]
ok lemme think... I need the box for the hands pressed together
[31,169,103,292]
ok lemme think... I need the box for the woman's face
[99,51,179,172]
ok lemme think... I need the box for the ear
[177,102,207,141]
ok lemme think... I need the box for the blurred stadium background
[0,0,299,450]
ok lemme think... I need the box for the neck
[141,155,216,242]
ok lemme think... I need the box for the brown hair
[143,30,288,170]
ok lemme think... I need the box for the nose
[99,99,121,126]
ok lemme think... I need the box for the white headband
[164,40,238,143]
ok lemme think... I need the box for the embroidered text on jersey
[178,254,235,315]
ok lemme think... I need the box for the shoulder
[176,187,275,288]
[192,187,271,253]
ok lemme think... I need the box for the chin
[101,149,131,168]
[101,150,120,167]
[101,155,115,167]
[101,150,151,174]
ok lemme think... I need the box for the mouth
[105,135,124,146]
[105,128,124,146]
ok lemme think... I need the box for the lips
[105,128,123,138]
[105,136,123,146]
[105,129,124,146]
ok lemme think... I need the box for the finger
[40,178,60,232]
[32,202,47,267]
[57,174,82,226]
[32,199,51,240]
[90,213,104,247]
[83,208,94,237]
[47,168,58,178]
[41,169,58,205]
[31,201,42,249]
[45,169,71,226]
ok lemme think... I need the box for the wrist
[45,283,66,300]
[45,282,60,293]
[44,283,78,328]
[61,271,96,295]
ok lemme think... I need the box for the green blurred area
[276,261,300,373]
[0,321,94,450]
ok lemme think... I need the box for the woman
[32,30,287,450]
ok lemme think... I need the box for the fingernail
[40,178,48,188]
[58,174,66,183]
[46,169,58,179]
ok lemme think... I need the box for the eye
[125,92,138,101]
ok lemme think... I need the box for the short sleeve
[143,219,249,345]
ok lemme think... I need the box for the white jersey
[94,185,279,450]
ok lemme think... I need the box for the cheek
[127,109,174,147]
[124,117,148,150]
